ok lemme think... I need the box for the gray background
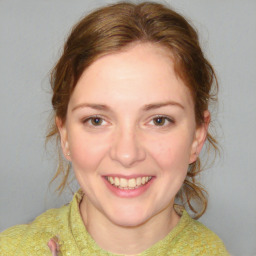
[0,1,255,255]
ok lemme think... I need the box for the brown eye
[152,116,173,126]
[90,117,103,126]
[82,115,108,128]
[153,117,166,126]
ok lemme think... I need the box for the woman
[0,2,229,255]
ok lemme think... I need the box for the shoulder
[0,224,28,255]
[175,211,230,255]
[0,204,70,256]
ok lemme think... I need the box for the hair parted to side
[47,1,219,219]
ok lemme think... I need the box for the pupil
[92,118,102,125]
[154,117,164,125]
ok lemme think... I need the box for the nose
[109,125,146,168]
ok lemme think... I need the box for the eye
[150,116,174,127]
[83,116,106,127]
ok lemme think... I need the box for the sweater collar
[70,189,191,255]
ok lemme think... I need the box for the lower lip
[102,177,154,198]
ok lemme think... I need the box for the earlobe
[65,142,71,156]
[56,117,71,160]
[189,139,199,164]
[189,110,210,164]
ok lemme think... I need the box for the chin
[111,216,148,228]
[106,207,154,228]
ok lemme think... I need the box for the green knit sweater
[0,190,229,255]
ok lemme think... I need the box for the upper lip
[103,174,154,179]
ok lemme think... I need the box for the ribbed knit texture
[0,190,229,255]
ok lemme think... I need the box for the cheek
[147,133,193,169]
[68,131,110,172]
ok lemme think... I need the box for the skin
[57,43,209,255]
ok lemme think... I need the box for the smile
[105,176,153,190]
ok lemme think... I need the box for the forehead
[69,43,193,110]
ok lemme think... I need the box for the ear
[56,117,71,161]
[189,110,210,164]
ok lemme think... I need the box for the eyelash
[149,115,174,127]
[82,115,107,127]
[81,115,174,128]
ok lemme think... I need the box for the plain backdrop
[0,1,255,255]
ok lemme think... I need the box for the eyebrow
[72,103,111,112]
[72,101,184,112]
[142,101,184,111]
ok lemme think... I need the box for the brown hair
[47,1,218,219]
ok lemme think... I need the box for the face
[58,43,208,228]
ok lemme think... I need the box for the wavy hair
[47,1,218,219]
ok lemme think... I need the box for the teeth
[114,177,120,186]
[128,178,136,187]
[120,178,127,188]
[107,176,152,189]
[109,177,114,184]
[136,177,141,186]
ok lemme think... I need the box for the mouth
[104,176,153,190]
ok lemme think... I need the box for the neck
[80,197,180,255]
